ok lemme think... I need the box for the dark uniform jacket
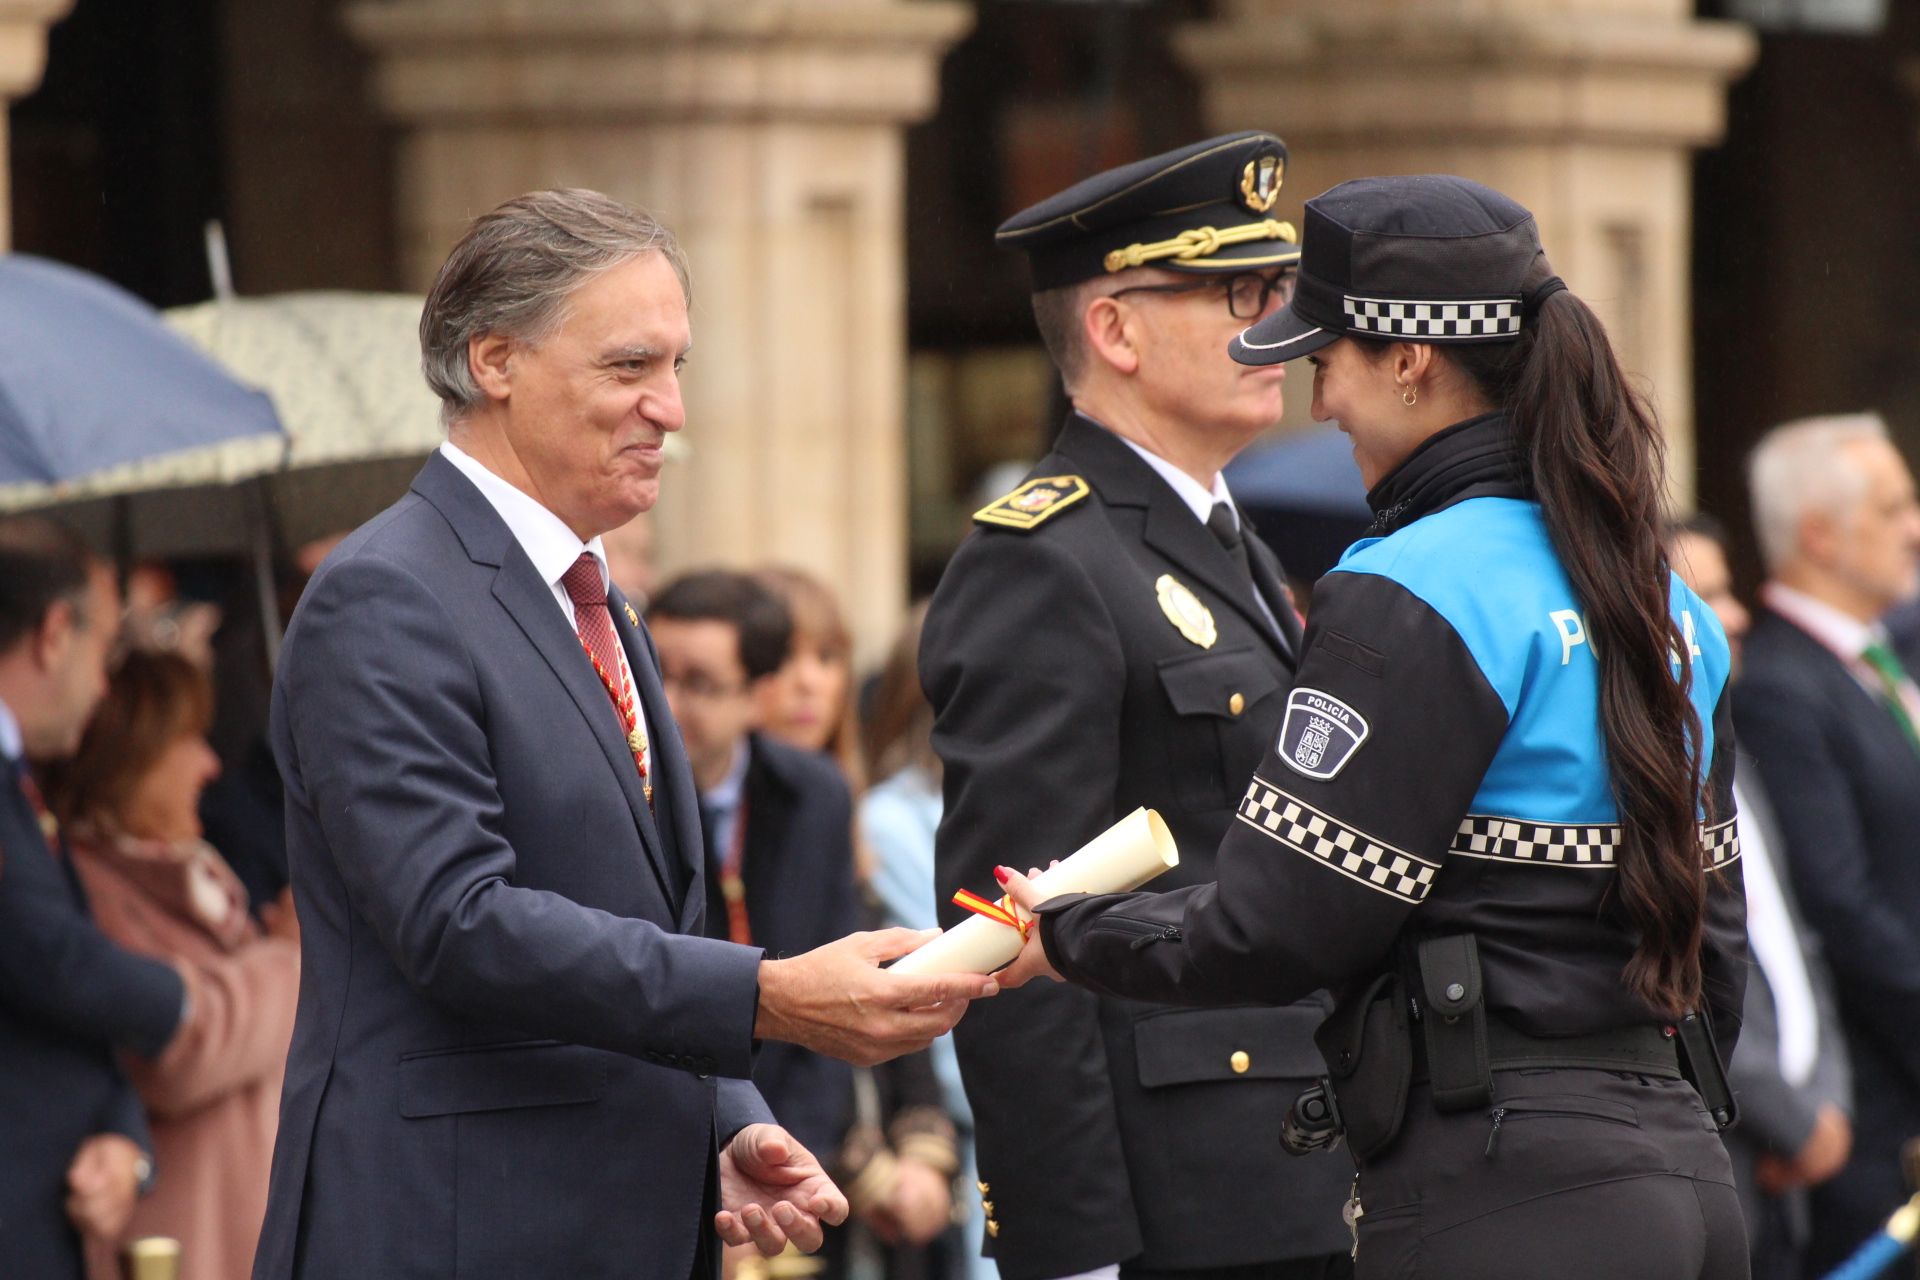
[1037,413,1747,1073]
[921,413,1351,1279]
[0,753,184,1279]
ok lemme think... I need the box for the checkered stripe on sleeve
[1452,815,1620,867]
[1701,817,1741,871]
[1237,776,1439,904]
[1342,295,1522,340]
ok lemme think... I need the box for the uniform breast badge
[973,475,1091,531]
[623,602,639,627]
[1156,574,1217,648]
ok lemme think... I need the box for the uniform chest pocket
[1155,647,1284,813]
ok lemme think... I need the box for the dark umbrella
[1226,425,1374,588]
[0,255,283,488]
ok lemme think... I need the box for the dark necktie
[560,553,653,804]
[1207,500,1254,585]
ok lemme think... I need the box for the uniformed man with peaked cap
[921,132,1353,1280]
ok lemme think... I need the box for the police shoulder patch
[1277,687,1370,781]
[973,475,1092,532]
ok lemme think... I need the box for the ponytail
[1452,285,1707,1017]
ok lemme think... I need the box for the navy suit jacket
[0,755,184,1278]
[254,454,773,1280]
[702,733,860,1160]
[1734,606,1920,1241]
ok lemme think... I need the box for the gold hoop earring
[1402,385,1417,407]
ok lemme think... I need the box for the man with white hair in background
[1734,412,1920,1274]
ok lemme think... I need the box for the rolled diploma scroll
[890,807,1179,975]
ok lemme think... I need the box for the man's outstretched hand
[715,1124,849,1257]
[754,928,997,1067]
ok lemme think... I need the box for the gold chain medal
[1156,574,1217,648]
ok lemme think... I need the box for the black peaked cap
[1231,174,1551,366]
[996,132,1301,292]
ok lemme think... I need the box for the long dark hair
[1448,279,1707,1017]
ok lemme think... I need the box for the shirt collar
[439,440,609,594]
[1115,434,1236,527]
[703,739,751,813]
[0,695,21,764]
[1762,581,1886,660]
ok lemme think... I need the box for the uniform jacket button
[1230,1049,1251,1074]
[1229,692,1246,716]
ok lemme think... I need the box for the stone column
[346,0,973,663]
[0,0,75,250]
[1175,0,1756,500]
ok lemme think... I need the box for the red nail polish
[993,866,1010,885]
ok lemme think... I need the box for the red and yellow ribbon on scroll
[951,887,1033,942]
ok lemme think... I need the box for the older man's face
[1828,437,1920,616]
[499,251,689,539]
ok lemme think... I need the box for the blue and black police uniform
[1032,177,1751,1280]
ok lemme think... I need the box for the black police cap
[996,132,1301,292]
[1230,174,1559,366]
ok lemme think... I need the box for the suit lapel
[489,562,680,904]
[610,585,708,928]
[1244,533,1301,663]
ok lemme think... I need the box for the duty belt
[1412,1019,1681,1084]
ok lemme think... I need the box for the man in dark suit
[1734,413,1920,1274]
[256,189,994,1280]
[922,134,1352,1280]
[0,517,188,1278]
[648,569,861,1160]
[1669,514,1853,1280]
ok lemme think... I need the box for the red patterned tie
[560,553,652,803]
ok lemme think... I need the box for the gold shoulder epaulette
[973,475,1091,532]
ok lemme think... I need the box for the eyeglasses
[1109,268,1298,320]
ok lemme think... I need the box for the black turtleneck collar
[1363,410,1530,538]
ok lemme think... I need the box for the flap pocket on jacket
[398,1040,609,1119]
[1135,1004,1326,1088]
[1155,646,1282,720]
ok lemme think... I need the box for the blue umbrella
[0,255,283,486]
[1226,425,1373,585]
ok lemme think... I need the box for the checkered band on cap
[1237,777,1438,904]
[1342,295,1522,341]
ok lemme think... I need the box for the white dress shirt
[438,441,650,755]
[1733,776,1821,1086]
[0,694,22,765]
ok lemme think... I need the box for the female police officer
[992,175,1749,1279]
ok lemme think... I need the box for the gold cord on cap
[1104,219,1298,274]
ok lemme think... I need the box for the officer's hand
[995,866,1062,989]
[754,929,998,1067]
[1792,1104,1852,1186]
[65,1133,143,1242]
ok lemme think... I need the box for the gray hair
[419,188,691,426]
[1747,412,1891,572]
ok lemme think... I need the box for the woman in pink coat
[43,649,298,1280]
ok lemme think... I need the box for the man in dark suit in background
[1669,514,1853,1280]
[0,517,187,1277]
[648,569,861,1161]
[923,134,1352,1280]
[1734,413,1920,1274]
[255,189,994,1280]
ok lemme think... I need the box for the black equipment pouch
[1414,933,1492,1112]
[1313,971,1413,1163]
[1673,1010,1739,1131]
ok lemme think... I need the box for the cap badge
[974,475,1091,532]
[1156,574,1217,649]
[1239,155,1283,215]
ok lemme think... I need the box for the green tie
[1860,639,1920,756]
